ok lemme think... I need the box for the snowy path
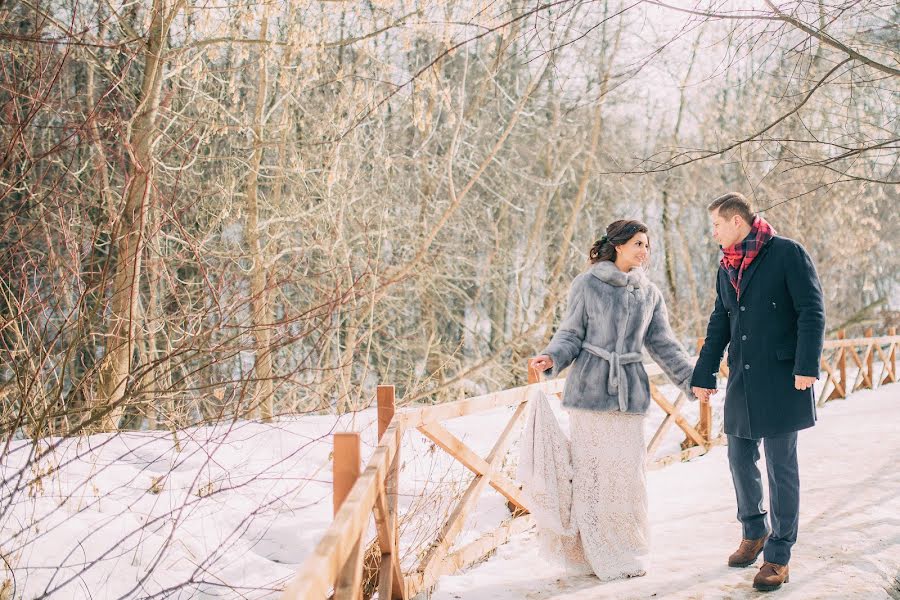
[430,385,900,600]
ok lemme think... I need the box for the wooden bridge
[282,328,898,600]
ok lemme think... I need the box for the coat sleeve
[785,241,826,378]
[644,288,695,399]
[690,272,731,389]
[540,276,587,378]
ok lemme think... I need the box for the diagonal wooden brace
[415,400,528,587]
[650,386,707,449]
[417,421,530,513]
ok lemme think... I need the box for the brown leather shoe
[727,534,768,567]
[753,562,790,591]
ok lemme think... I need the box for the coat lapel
[738,239,773,298]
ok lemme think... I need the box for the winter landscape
[1,0,897,598]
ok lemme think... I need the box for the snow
[0,413,370,599]
[1,378,896,599]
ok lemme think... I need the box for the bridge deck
[429,385,900,600]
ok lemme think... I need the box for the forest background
[1,0,897,435]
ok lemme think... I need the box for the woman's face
[615,232,650,269]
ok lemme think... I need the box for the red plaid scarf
[720,216,776,298]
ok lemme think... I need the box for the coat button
[744,364,750,369]
[740,306,746,311]
[741,335,747,341]
[626,284,634,292]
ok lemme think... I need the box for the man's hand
[794,375,816,390]
[531,355,553,373]
[692,386,716,402]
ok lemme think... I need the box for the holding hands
[692,386,716,402]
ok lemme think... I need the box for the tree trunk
[541,17,624,324]
[94,0,175,432]
[244,7,275,422]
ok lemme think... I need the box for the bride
[529,219,696,580]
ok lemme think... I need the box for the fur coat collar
[589,261,649,289]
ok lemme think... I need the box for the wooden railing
[817,327,897,405]
[282,329,898,599]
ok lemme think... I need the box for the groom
[691,192,825,592]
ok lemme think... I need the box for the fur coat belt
[581,343,643,412]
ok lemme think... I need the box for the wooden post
[698,396,712,443]
[378,385,395,441]
[828,329,847,400]
[693,338,712,444]
[527,359,541,384]
[333,433,364,599]
[864,327,874,390]
[334,433,361,516]
[377,385,405,599]
[885,327,897,385]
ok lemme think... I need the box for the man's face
[711,208,744,248]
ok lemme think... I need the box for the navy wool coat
[691,235,826,439]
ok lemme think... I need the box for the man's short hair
[708,192,755,225]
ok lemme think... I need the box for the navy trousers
[726,431,799,565]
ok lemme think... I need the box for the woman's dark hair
[589,219,649,264]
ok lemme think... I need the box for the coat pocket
[776,347,795,361]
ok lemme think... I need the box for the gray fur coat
[540,261,694,414]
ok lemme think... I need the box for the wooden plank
[826,347,846,400]
[846,346,873,390]
[837,331,848,392]
[372,477,393,555]
[334,433,361,517]
[281,425,400,600]
[864,328,875,389]
[698,394,712,440]
[334,538,364,600]
[417,421,530,512]
[823,335,900,348]
[405,515,536,598]
[649,385,706,449]
[827,331,847,400]
[649,434,727,470]
[646,393,687,457]
[854,345,874,390]
[333,433,363,600]
[527,359,542,384]
[442,514,535,573]
[415,401,528,589]
[818,357,845,406]
[884,331,897,385]
[874,343,896,388]
[372,477,400,600]
[396,385,531,429]
[817,368,836,407]
[396,361,681,431]
[378,385,396,440]
[377,385,405,600]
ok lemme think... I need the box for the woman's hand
[531,355,553,373]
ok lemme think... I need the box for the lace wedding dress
[518,390,649,580]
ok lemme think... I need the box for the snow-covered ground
[431,384,900,600]
[1,374,896,599]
